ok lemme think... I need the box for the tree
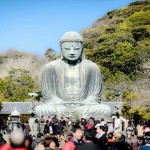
[0,93,3,110]
[0,68,39,102]
[45,48,55,61]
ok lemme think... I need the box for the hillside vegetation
[81,1,150,119]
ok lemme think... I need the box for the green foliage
[0,93,4,110]
[82,1,150,79]
[128,11,150,26]
[45,48,55,61]
[0,55,8,64]
[0,68,39,102]
[81,1,150,120]
[121,91,150,120]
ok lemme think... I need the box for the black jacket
[76,142,101,150]
[95,133,107,150]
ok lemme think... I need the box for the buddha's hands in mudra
[61,101,85,106]
[82,95,99,104]
[61,95,98,106]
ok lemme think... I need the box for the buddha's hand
[61,101,84,106]
[49,95,63,104]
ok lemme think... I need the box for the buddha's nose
[70,47,75,55]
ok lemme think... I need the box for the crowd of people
[0,115,150,150]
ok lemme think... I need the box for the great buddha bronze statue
[34,31,112,118]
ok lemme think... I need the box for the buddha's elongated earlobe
[61,53,64,60]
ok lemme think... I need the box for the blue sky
[0,0,136,56]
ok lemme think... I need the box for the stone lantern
[10,107,21,131]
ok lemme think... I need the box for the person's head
[60,31,84,63]
[116,132,122,139]
[46,120,49,124]
[101,118,104,122]
[31,113,35,117]
[35,119,38,123]
[52,136,59,148]
[9,130,25,148]
[32,135,36,140]
[41,115,43,118]
[126,127,133,136]
[71,125,83,140]
[108,132,113,139]
[37,133,42,138]
[84,129,96,141]
[43,137,56,150]
[96,126,105,134]
[24,136,32,149]
[116,112,120,118]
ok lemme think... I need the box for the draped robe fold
[41,58,102,104]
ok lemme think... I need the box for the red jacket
[62,141,75,150]
[86,123,93,130]
[0,144,27,150]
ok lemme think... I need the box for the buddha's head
[60,31,84,63]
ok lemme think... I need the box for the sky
[0,0,136,56]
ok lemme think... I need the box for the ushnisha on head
[60,31,84,63]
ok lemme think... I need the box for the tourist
[130,134,140,150]
[53,115,59,135]
[95,125,107,150]
[76,129,101,150]
[24,135,33,150]
[51,136,59,150]
[58,120,64,135]
[114,132,126,150]
[22,122,25,132]
[139,132,150,150]
[0,133,6,147]
[44,120,50,134]
[47,115,52,123]
[137,122,144,138]
[114,113,122,132]
[31,133,42,150]
[24,121,31,137]
[32,119,39,136]
[1,130,27,150]
[39,115,45,133]
[100,119,108,134]
[59,131,67,150]
[80,118,87,131]
[61,117,67,128]
[28,113,36,133]
[42,136,56,150]
[126,127,140,150]
[86,119,93,130]
[0,118,4,134]
[107,132,116,150]
[62,125,83,150]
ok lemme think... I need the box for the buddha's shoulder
[83,59,99,69]
[44,59,61,70]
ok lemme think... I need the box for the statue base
[33,102,123,119]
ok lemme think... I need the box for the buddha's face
[61,41,83,62]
